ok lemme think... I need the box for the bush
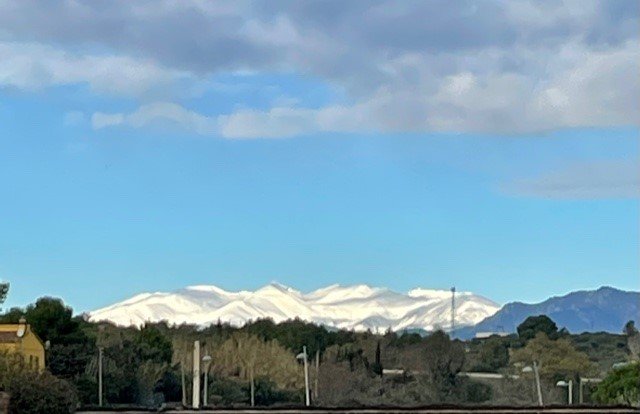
[250,377,302,406]
[463,380,493,403]
[209,376,247,406]
[0,354,78,414]
[592,362,640,406]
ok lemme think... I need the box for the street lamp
[556,380,573,405]
[202,355,212,407]
[522,363,543,406]
[97,324,106,408]
[579,377,602,403]
[296,346,310,406]
[98,347,104,407]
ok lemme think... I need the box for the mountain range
[88,284,639,337]
[455,286,639,339]
[88,283,499,332]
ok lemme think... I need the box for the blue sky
[0,1,638,312]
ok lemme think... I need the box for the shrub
[0,354,78,414]
[592,362,640,406]
[463,380,493,403]
[209,376,247,406]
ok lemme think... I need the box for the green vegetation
[592,362,639,406]
[511,332,594,378]
[0,353,77,414]
[570,332,630,375]
[0,296,637,411]
[517,315,559,341]
[464,335,514,372]
[0,282,8,307]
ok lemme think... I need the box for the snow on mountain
[88,283,500,332]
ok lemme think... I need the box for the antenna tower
[450,287,456,333]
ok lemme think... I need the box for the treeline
[0,297,638,412]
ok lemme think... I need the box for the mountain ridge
[89,284,639,337]
[88,283,500,332]
[454,286,639,338]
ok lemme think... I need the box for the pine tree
[0,282,9,307]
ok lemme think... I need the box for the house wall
[0,325,45,371]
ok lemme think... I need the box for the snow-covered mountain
[88,283,500,332]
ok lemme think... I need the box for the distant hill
[455,286,639,339]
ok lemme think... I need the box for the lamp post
[192,340,200,409]
[579,377,602,403]
[202,355,212,407]
[98,346,103,407]
[522,363,543,406]
[296,346,310,406]
[97,324,106,407]
[556,380,573,405]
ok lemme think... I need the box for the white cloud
[503,160,640,199]
[90,40,638,140]
[218,40,638,137]
[0,42,190,97]
[91,112,125,129]
[0,1,638,136]
[218,107,317,139]
[92,102,217,135]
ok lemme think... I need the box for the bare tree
[214,332,303,406]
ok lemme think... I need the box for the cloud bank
[0,0,638,137]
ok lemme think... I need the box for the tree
[18,298,95,381]
[0,282,8,308]
[592,362,639,406]
[371,341,383,376]
[511,333,594,405]
[623,320,640,361]
[135,360,169,407]
[136,324,172,364]
[623,320,638,336]
[0,353,78,414]
[517,315,559,342]
[214,332,303,406]
[473,336,510,372]
[316,344,380,406]
[511,332,594,378]
[421,331,465,401]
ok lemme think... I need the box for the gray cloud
[503,160,640,199]
[0,41,189,96]
[1,0,638,135]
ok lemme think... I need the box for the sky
[0,0,638,313]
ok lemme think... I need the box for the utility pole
[450,287,456,333]
[98,347,103,407]
[297,346,310,406]
[250,367,255,407]
[533,360,543,406]
[180,362,186,407]
[569,380,573,405]
[192,340,200,409]
[314,350,319,402]
[303,346,310,406]
[202,355,212,407]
